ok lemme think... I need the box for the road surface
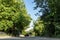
[0,37,60,40]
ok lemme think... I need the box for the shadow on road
[0,37,60,40]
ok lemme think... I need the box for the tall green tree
[34,0,60,37]
[0,0,31,36]
[34,18,45,36]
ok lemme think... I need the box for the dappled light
[0,0,60,39]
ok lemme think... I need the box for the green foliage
[0,20,13,31]
[34,18,45,36]
[0,0,31,36]
[34,0,60,37]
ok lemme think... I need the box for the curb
[0,36,12,39]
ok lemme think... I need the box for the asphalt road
[0,37,60,40]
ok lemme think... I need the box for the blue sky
[23,0,39,21]
[23,0,39,30]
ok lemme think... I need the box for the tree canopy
[34,0,60,37]
[0,0,31,36]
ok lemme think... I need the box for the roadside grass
[0,32,11,37]
[0,34,8,36]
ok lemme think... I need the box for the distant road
[0,37,60,40]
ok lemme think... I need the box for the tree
[34,18,45,36]
[0,0,31,36]
[34,0,60,37]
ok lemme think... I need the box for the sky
[23,0,39,21]
[23,0,39,31]
[23,0,43,31]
